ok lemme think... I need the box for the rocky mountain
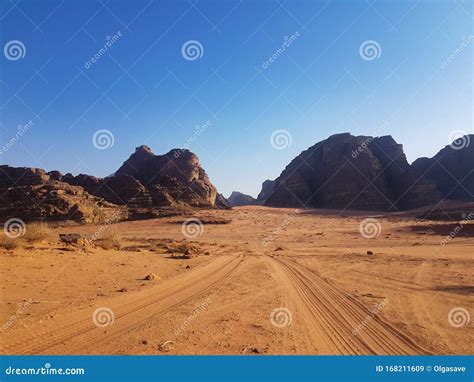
[58,145,219,208]
[0,145,223,222]
[257,179,276,202]
[265,133,444,211]
[2,136,471,221]
[411,136,473,201]
[0,166,122,223]
[227,191,257,206]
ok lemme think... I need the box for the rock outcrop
[0,145,222,222]
[265,133,442,211]
[215,193,230,208]
[113,145,218,207]
[411,135,473,201]
[257,179,276,202]
[0,166,122,223]
[227,191,257,206]
[55,145,219,208]
[0,166,50,187]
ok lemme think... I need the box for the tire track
[266,255,431,355]
[1,255,244,354]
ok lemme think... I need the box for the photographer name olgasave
[376,365,467,373]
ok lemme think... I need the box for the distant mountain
[264,132,462,211]
[227,191,257,206]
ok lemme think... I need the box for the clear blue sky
[1,0,472,197]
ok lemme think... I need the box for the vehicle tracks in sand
[265,255,431,355]
[1,255,244,354]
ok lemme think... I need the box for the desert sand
[0,206,472,355]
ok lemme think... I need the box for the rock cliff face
[411,136,473,201]
[265,133,442,211]
[257,179,276,202]
[0,145,221,222]
[2,136,471,220]
[227,191,257,206]
[0,166,121,223]
[58,145,219,208]
[113,145,218,207]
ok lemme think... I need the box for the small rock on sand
[59,233,81,244]
[158,340,174,352]
[242,346,260,354]
[144,273,160,281]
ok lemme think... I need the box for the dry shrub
[23,223,51,243]
[165,241,200,255]
[0,236,20,250]
[96,228,121,250]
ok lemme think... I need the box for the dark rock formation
[0,166,123,223]
[215,193,231,208]
[0,145,221,222]
[61,173,151,207]
[114,145,217,207]
[227,191,257,206]
[257,179,276,202]
[54,145,219,208]
[411,135,473,201]
[265,133,442,211]
[0,166,50,187]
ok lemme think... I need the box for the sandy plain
[0,206,472,355]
